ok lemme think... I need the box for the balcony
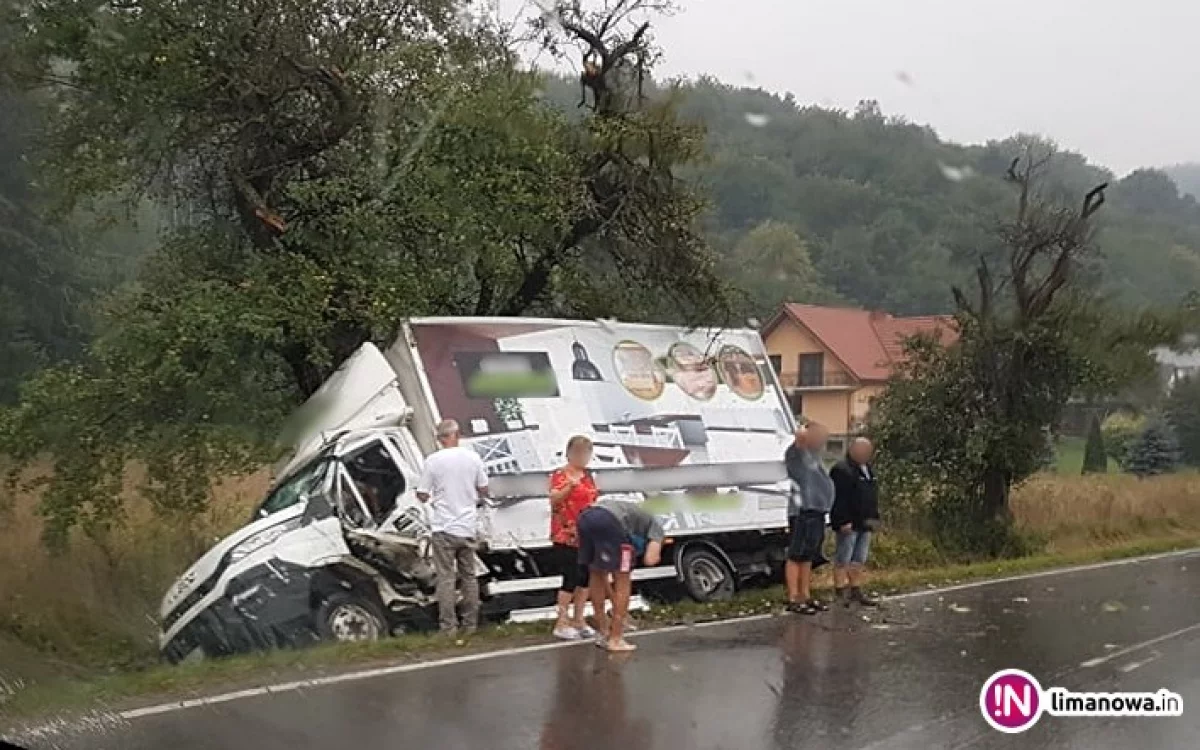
[777,370,858,389]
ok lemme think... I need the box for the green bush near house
[1082,415,1108,474]
[1102,411,1145,466]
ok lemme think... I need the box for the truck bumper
[161,560,318,662]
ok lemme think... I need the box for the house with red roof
[761,303,957,447]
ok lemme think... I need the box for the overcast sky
[518,0,1197,176]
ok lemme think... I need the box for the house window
[768,355,782,375]
[788,391,804,417]
[798,353,824,386]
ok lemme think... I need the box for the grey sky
[530,0,1197,175]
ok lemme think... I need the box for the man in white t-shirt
[416,419,490,635]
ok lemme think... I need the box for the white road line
[112,546,1197,722]
[1080,623,1200,668]
[1118,651,1162,674]
[884,547,1200,602]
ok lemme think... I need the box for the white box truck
[158,317,797,662]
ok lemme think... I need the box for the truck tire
[314,591,387,643]
[680,546,736,602]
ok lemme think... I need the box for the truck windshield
[252,460,329,521]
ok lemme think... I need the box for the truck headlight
[228,518,303,564]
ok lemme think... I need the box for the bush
[1165,375,1200,466]
[1101,411,1144,466]
[1124,415,1182,477]
[1082,415,1108,474]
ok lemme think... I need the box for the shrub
[1082,414,1108,474]
[1124,415,1182,477]
[1165,375,1200,466]
[1101,411,1144,466]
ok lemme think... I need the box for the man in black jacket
[829,437,880,606]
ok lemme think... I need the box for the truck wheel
[315,591,387,643]
[680,546,736,603]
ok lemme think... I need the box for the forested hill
[547,76,1200,318]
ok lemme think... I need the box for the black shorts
[577,507,634,573]
[788,511,827,563]
[551,543,589,593]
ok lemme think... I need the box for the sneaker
[553,625,582,641]
[604,639,638,653]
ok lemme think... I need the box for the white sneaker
[553,626,581,641]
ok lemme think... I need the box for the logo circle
[979,669,1043,733]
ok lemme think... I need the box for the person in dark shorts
[784,421,835,615]
[577,499,664,652]
[830,437,881,606]
[547,435,600,640]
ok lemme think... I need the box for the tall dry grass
[0,463,268,679]
[1012,472,1200,547]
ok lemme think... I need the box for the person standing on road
[577,499,665,652]
[548,435,600,641]
[830,437,881,607]
[784,421,835,615]
[416,419,490,636]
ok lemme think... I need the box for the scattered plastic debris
[1104,644,1119,650]
[1012,596,1029,603]
[960,650,968,657]
[949,603,971,614]
[1045,587,1056,592]
[1001,608,1013,614]
[923,607,933,613]
[1101,601,1126,613]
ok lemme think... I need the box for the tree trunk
[981,468,1011,521]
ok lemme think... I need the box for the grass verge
[3,532,1197,728]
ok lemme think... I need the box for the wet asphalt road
[10,550,1200,750]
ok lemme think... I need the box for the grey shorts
[834,529,871,565]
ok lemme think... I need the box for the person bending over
[576,499,664,652]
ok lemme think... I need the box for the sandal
[786,601,819,615]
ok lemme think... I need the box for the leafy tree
[1124,415,1181,477]
[1081,414,1107,474]
[722,220,828,317]
[870,149,1178,555]
[0,0,736,545]
[1101,411,1145,466]
[1165,376,1200,466]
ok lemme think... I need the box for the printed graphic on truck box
[407,319,796,547]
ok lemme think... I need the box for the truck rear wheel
[680,546,736,602]
[315,591,387,643]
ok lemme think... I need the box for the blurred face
[850,439,874,464]
[807,424,829,450]
[567,441,593,469]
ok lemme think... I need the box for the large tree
[870,147,1178,555]
[0,0,734,545]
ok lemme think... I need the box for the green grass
[3,533,1197,727]
[1054,436,1119,475]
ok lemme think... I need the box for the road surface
[8,549,1199,750]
